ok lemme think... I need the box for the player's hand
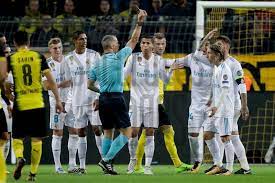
[208,107,217,117]
[171,62,184,70]
[208,28,218,39]
[137,9,147,23]
[7,105,12,118]
[240,105,249,121]
[56,101,63,114]
[93,99,99,111]
[206,99,212,107]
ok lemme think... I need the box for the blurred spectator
[0,33,7,46]
[30,14,60,47]
[3,44,12,57]
[119,0,140,22]
[53,0,83,45]
[90,0,119,26]
[18,0,42,38]
[149,0,163,16]
[97,0,114,16]
[160,0,194,17]
[112,0,130,14]
[88,0,119,52]
[0,0,25,16]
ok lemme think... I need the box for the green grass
[6,164,275,183]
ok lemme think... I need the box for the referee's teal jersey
[89,47,132,93]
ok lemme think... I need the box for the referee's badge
[137,56,142,62]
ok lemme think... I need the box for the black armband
[1,90,10,105]
[235,77,244,85]
[136,22,143,26]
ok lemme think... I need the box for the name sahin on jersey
[17,57,34,63]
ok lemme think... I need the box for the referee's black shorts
[99,92,130,130]
[0,108,8,134]
[12,106,48,139]
[158,104,171,127]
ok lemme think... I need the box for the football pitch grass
[6,164,275,183]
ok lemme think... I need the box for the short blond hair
[48,37,62,47]
[153,32,165,40]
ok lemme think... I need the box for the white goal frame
[195,1,275,48]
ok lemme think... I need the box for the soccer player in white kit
[124,34,179,175]
[215,36,251,174]
[206,44,235,175]
[134,33,192,173]
[63,31,103,174]
[1,45,12,168]
[175,29,217,173]
[45,38,79,174]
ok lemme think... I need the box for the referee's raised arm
[126,9,148,50]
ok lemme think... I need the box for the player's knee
[131,128,139,138]
[145,128,154,136]
[160,125,171,133]
[53,129,63,136]
[203,131,214,140]
[68,127,78,135]
[1,132,9,140]
[92,126,102,136]
[221,135,230,143]
[189,133,199,137]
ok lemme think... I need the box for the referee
[88,8,147,175]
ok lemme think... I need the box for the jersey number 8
[22,64,32,86]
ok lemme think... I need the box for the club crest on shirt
[237,70,242,76]
[86,59,90,66]
[50,62,55,71]
[223,74,228,80]
[69,56,74,65]
[137,56,142,62]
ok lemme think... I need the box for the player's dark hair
[13,31,29,46]
[140,34,153,42]
[72,30,86,41]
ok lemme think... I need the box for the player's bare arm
[87,79,100,93]
[43,70,63,113]
[126,8,147,50]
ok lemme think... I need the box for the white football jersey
[224,56,243,110]
[212,62,234,117]
[47,57,68,103]
[63,49,100,106]
[177,50,213,114]
[124,52,171,108]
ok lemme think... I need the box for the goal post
[195,1,275,48]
